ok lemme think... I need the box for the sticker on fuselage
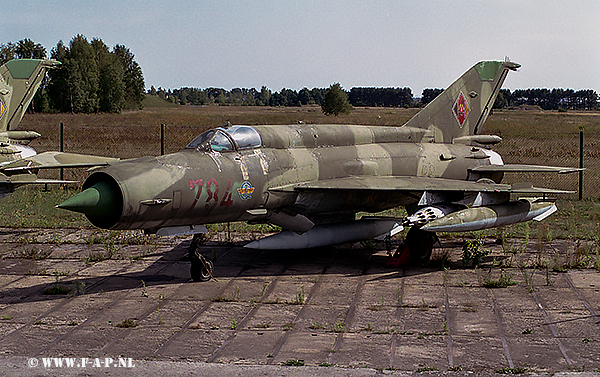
[452,91,470,128]
[238,181,255,200]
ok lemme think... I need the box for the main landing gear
[386,227,437,267]
[189,234,214,282]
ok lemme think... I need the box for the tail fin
[0,59,61,132]
[404,61,519,143]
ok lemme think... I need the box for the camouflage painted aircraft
[0,59,117,198]
[58,60,580,281]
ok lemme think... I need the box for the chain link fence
[495,127,596,200]
[30,122,598,200]
[30,123,207,183]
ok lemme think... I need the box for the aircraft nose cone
[57,186,100,212]
[57,181,119,218]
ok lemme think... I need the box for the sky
[3,0,599,96]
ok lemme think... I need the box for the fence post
[579,129,584,200]
[160,124,165,156]
[60,122,64,181]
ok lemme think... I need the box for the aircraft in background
[0,58,58,164]
[0,59,118,198]
[58,60,580,281]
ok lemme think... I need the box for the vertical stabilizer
[0,59,61,132]
[404,61,519,143]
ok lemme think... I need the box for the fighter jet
[0,59,118,198]
[57,61,580,281]
[0,58,57,163]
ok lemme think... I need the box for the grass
[85,248,115,264]
[309,321,327,330]
[482,270,518,288]
[116,318,138,328]
[16,247,52,260]
[290,286,305,305]
[0,186,88,228]
[495,366,528,374]
[282,359,305,366]
[211,295,237,303]
[332,321,345,333]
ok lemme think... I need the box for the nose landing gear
[189,234,214,282]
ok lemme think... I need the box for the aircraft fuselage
[71,124,502,232]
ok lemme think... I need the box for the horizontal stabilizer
[0,152,119,173]
[8,178,78,185]
[470,164,583,174]
[0,174,76,198]
[1,170,76,184]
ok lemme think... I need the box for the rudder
[404,60,520,143]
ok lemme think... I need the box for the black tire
[190,257,213,282]
[405,227,437,266]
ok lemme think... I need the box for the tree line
[1,37,145,113]
[155,85,416,108]
[157,85,599,111]
[496,89,598,111]
[154,86,329,107]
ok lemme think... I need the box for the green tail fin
[404,60,520,143]
[0,59,61,132]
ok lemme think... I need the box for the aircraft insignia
[452,91,470,128]
[237,181,255,200]
[0,99,5,119]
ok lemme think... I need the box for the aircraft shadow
[0,237,462,305]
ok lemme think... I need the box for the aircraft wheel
[405,227,437,266]
[190,254,214,282]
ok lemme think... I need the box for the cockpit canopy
[185,125,262,152]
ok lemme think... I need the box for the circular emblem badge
[238,181,255,200]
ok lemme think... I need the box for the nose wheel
[189,234,214,282]
[190,253,214,282]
